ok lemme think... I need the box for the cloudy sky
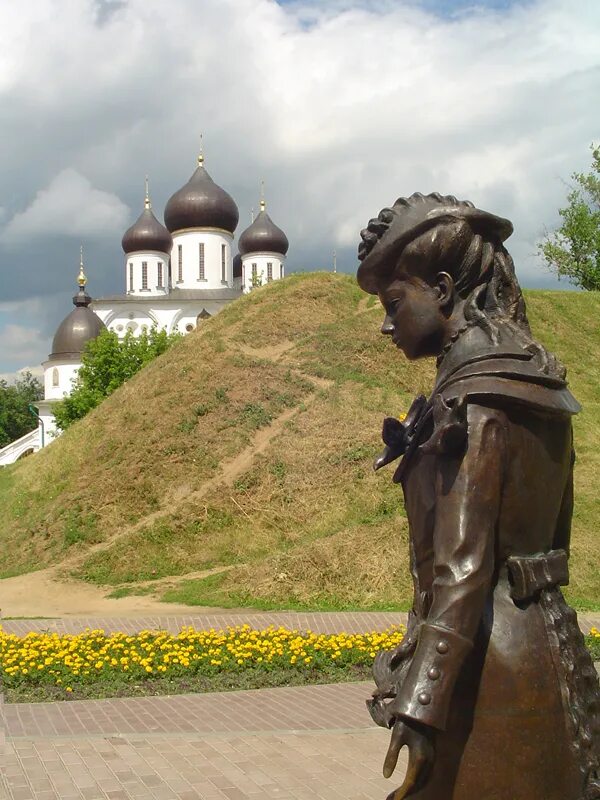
[0,0,598,378]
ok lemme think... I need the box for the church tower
[122,178,173,296]
[237,186,289,293]
[37,250,106,442]
[163,146,239,290]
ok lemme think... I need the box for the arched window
[52,367,59,387]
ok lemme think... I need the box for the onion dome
[233,252,242,279]
[238,199,289,257]
[122,178,173,254]
[50,250,106,359]
[164,153,239,234]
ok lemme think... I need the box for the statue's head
[356,192,532,361]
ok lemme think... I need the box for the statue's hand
[383,717,434,800]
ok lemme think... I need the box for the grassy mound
[0,273,598,609]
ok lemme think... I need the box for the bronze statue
[357,193,600,799]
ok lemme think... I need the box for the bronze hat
[356,192,513,295]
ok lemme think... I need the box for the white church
[0,153,290,466]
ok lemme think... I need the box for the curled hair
[404,220,566,380]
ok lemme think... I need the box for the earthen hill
[0,273,598,609]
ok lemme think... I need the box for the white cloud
[0,324,48,368]
[0,0,598,370]
[1,168,129,245]
[0,365,44,385]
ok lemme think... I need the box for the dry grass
[0,275,598,609]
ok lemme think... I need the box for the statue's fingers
[386,745,427,800]
[383,723,405,779]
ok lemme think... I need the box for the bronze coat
[372,330,600,799]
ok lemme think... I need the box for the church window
[252,263,257,286]
[267,262,273,282]
[198,243,205,280]
[177,244,183,282]
[157,262,163,288]
[221,244,226,283]
[52,367,59,387]
[141,261,148,290]
[129,262,134,292]
[185,323,194,332]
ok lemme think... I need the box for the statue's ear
[435,271,454,309]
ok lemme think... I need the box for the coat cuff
[392,623,473,731]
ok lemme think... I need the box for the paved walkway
[2,683,395,800]
[2,610,598,799]
[0,612,407,637]
[2,609,598,636]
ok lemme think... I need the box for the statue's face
[378,272,448,360]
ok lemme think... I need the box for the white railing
[0,428,41,466]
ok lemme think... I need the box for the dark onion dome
[122,194,172,254]
[50,261,106,358]
[233,252,242,278]
[238,201,289,256]
[164,154,239,234]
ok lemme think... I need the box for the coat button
[427,667,440,680]
[436,640,449,654]
[418,692,431,705]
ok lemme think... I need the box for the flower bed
[1,624,597,703]
[589,627,600,660]
[0,624,404,699]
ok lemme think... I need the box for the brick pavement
[2,609,598,636]
[0,612,407,637]
[1,683,397,800]
[1,610,598,799]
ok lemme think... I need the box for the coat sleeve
[392,403,508,731]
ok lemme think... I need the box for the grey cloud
[0,0,597,373]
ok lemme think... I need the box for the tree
[53,326,181,430]
[250,265,264,289]
[0,371,44,447]
[539,144,600,290]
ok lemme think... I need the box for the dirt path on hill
[235,340,297,361]
[0,566,238,619]
[59,368,332,571]
[1,322,351,618]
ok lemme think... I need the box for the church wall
[171,229,233,290]
[97,305,162,336]
[124,251,170,297]
[93,300,232,338]
[42,360,81,400]
[241,253,285,293]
